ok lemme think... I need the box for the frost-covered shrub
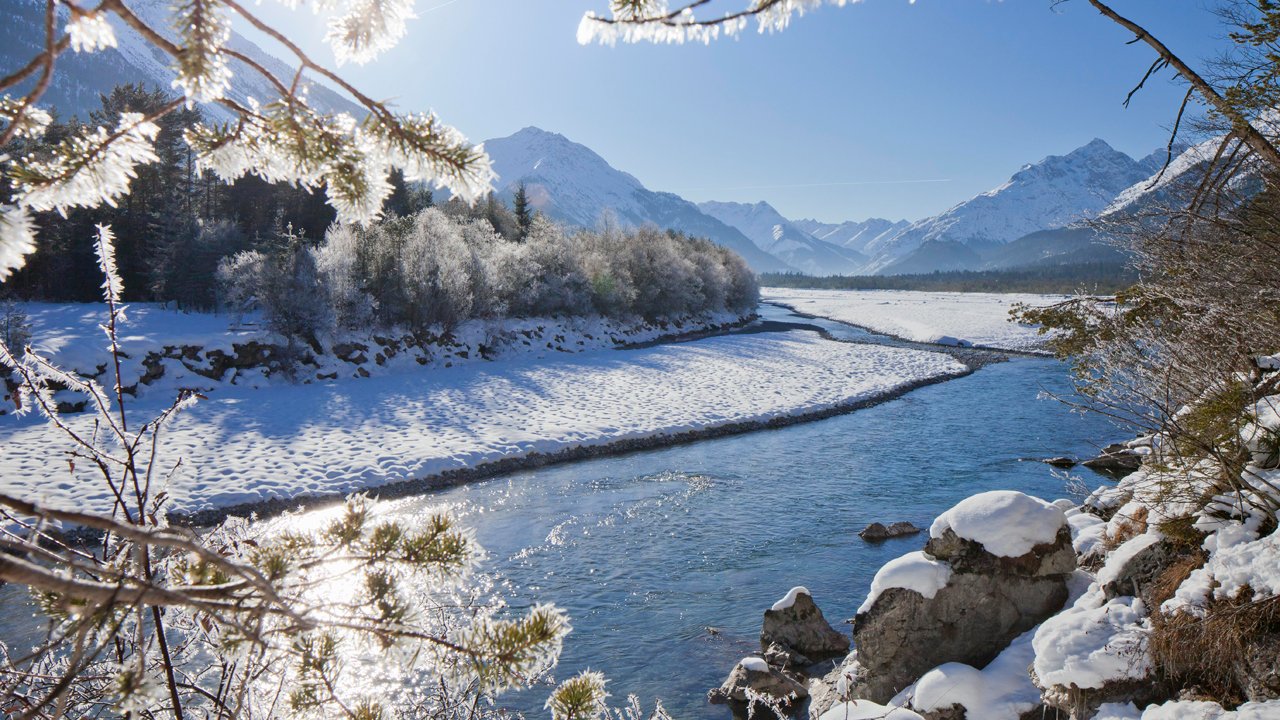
[217,229,331,342]
[273,208,758,334]
[0,300,32,356]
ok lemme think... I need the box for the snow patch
[858,551,953,614]
[740,657,769,673]
[818,701,923,720]
[771,586,810,612]
[929,490,1066,558]
[762,288,1064,353]
[1032,587,1151,689]
[911,627,1041,720]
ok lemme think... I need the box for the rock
[1098,537,1181,604]
[847,525,1076,703]
[1081,445,1143,477]
[763,642,812,670]
[917,705,965,720]
[709,657,807,718]
[761,588,850,664]
[1240,633,1280,701]
[1044,457,1077,468]
[924,526,1076,578]
[860,521,923,542]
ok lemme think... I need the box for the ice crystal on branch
[13,112,160,216]
[66,10,119,53]
[0,205,37,281]
[172,0,233,104]
[0,96,52,139]
[578,0,896,46]
[326,0,417,65]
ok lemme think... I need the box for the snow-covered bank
[762,288,1064,353]
[0,329,967,517]
[3,303,751,412]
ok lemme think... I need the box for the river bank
[1,303,981,522]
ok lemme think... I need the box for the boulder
[846,498,1076,704]
[709,657,807,718]
[1043,457,1078,469]
[860,522,922,542]
[761,587,850,664]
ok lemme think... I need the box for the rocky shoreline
[706,434,1280,720]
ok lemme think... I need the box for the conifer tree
[514,181,533,242]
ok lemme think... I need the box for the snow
[929,490,1066,558]
[1095,703,1142,720]
[1,327,966,516]
[911,627,1041,720]
[1137,700,1280,720]
[818,701,923,720]
[770,586,810,612]
[1067,510,1108,557]
[1096,532,1163,588]
[1031,586,1151,689]
[857,551,953,614]
[740,657,769,673]
[762,288,1063,353]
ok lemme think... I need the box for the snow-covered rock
[761,587,850,664]
[844,493,1075,704]
[910,627,1042,720]
[928,490,1069,559]
[708,656,808,716]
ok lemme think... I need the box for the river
[311,305,1117,718]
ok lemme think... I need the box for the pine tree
[514,181,533,242]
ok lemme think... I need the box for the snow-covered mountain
[792,218,910,255]
[1,0,360,120]
[863,139,1161,274]
[697,201,865,276]
[483,127,795,273]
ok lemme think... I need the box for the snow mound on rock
[929,490,1066,558]
[771,586,810,612]
[857,551,953,614]
[1032,588,1150,689]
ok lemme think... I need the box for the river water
[0,305,1119,718]
[328,306,1118,718]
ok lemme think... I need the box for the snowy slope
[0,0,360,120]
[483,127,795,273]
[793,217,911,255]
[762,287,1063,353]
[0,328,963,515]
[1105,136,1260,216]
[698,200,866,276]
[863,139,1157,274]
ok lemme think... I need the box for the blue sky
[250,1,1226,223]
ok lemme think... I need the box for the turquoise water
[363,312,1117,718]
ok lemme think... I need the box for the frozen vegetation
[761,287,1062,352]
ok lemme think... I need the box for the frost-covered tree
[0,0,495,283]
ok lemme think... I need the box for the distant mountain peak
[481,128,795,273]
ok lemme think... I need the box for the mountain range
[8,0,1220,278]
[481,125,1210,276]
